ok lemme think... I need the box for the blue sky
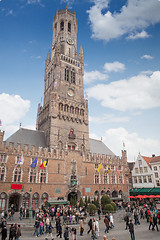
[0,0,160,161]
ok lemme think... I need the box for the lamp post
[29,188,32,223]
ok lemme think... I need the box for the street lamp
[29,188,32,223]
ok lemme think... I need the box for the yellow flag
[97,163,102,172]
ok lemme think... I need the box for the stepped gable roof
[150,156,160,163]
[5,128,46,149]
[89,138,115,156]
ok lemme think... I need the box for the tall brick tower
[36,7,90,152]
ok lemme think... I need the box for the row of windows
[94,174,123,184]
[55,21,71,33]
[0,166,48,183]
[135,166,148,173]
[133,175,152,184]
[59,103,84,116]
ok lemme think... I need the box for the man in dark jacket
[104,215,109,233]
[124,213,129,230]
[1,226,7,240]
[87,219,92,234]
[152,214,159,231]
[64,226,69,240]
[129,219,135,240]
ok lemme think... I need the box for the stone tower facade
[36,8,89,152]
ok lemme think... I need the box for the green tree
[87,203,97,215]
[79,197,84,207]
[101,195,111,208]
[88,196,91,204]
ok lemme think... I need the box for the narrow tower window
[60,21,64,31]
[68,22,71,32]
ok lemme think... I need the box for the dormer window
[60,21,64,31]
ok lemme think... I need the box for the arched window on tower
[71,69,75,84]
[68,22,71,32]
[60,20,64,31]
[65,68,69,82]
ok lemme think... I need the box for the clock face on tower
[66,38,74,45]
[67,88,75,97]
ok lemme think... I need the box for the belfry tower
[36,8,90,152]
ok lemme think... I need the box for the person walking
[87,218,92,234]
[152,214,159,231]
[56,222,62,238]
[104,215,109,233]
[95,219,100,237]
[71,227,76,240]
[128,219,135,240]
[148,215,153,230]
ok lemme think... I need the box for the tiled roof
[5,128,46,150]
[150,156,160,163]
[5,128,115,156]
[89,138,115,156]
[142,156,152,168]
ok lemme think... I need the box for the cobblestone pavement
[5,210,160,240]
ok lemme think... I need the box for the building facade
[0,8,130,211]
[131,153,154,188]
[150,156,160,187]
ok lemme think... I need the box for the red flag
[40,159,48,169]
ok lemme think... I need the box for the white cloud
[100,127,160,161]
[127,30,150,40]
[0,93,30,125]
[141,54,154,60]
[27,0,41,4]
[6,9,14,16]
[89,114,130,124]
[87,0,160,41]
[84,70,108,84]
[87,71,160,111]
[104,61,125,72]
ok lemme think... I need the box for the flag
[123,141,125,149]
[97,163,102,172]
[54,81,57,88]
[116,166,119,174]
[18,153,23,165]
[0,120,2,126]
[40,159,48,169]
[30,157,38,168]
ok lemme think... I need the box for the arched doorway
[68,192,77,202]
[9,192,22,211]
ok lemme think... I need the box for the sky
[0,0,160,162]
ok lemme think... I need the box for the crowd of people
[0,199,160,240]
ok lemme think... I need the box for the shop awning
[45,200,69,207]
[129,187,160,196]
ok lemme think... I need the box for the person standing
[95,219,100,237]
[15,225,21,240]
[110,213,114,228]
[9,224,15,240]
[128,219,135,240]
[124,213,129,230]
[1,226,7,240]
[64,226,69,240]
